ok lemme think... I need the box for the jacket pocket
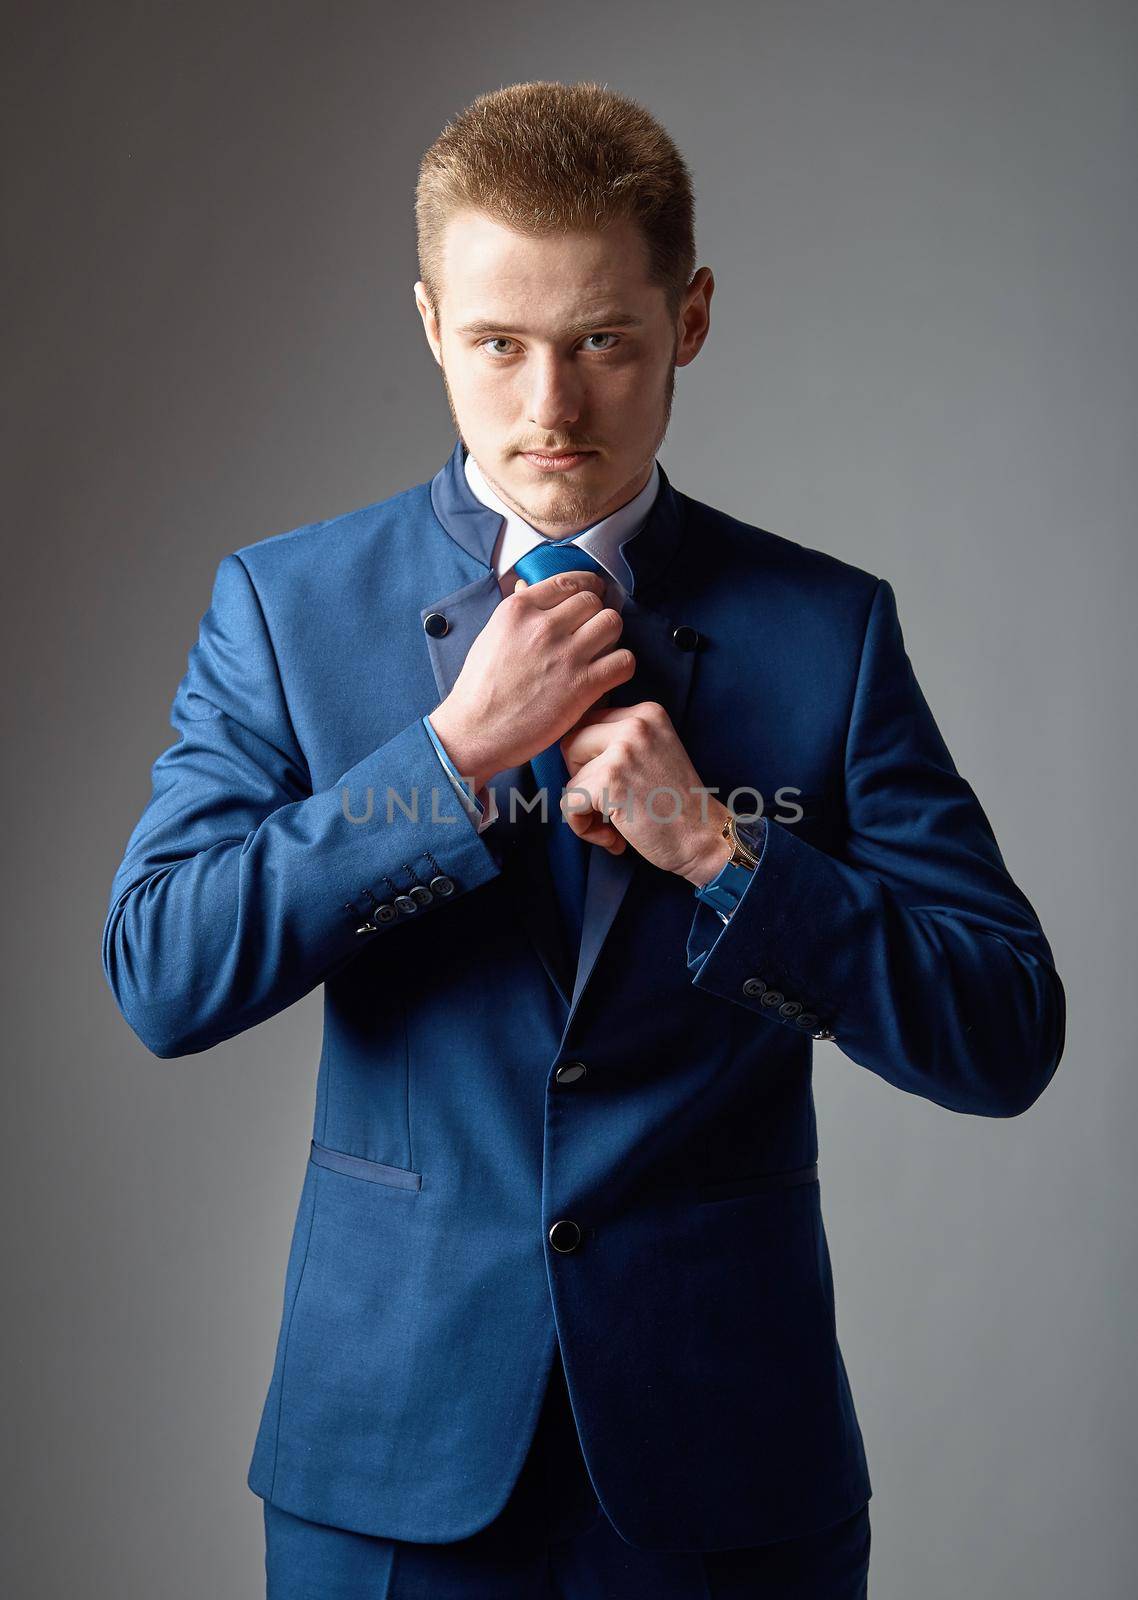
[308,1139,422,1192]
[695,1161,819,1203]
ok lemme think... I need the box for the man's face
[414,211,712,538]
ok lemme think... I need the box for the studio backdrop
[3,2,1134,1597]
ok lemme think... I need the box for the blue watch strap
[693,858,755,923]
[692,815,767,923]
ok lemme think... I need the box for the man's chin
[515,485,600,531]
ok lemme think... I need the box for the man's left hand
[558,700,733,886]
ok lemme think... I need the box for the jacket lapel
[421,440,697,1026]
[561,590,697,1031]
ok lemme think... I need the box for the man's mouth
[521,450,596,472]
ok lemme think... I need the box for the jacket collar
[429,438,684,600]
[462,448,659,600]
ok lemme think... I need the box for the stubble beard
[439,343,678,536]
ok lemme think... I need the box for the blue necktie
[512,540,611,958]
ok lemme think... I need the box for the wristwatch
[693,812,767,925]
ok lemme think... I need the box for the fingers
[565,808,627,852]
[585,646,637,693]
[574,606,625,661]
[511,570,606,609]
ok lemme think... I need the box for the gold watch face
[726,814,760,868]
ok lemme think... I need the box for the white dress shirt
[424,450,661,833]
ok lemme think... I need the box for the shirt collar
[463,449,660,603]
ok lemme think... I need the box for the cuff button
[742,977,766,998]
[429,875,456,896]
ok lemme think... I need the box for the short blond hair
[416,80,696,324]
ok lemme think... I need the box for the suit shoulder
[676,487,882,603]
[228,480,429,585]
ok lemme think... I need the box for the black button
[779,1000,802,1018]
[423,612,449,637]
[795,1013,819,1030]
[672,624,700,651]
[742,977,766,998]
[555,1061,588,1085]
[549,1220,582,1253]
[429,875,455,897]
[409,884,433,906]
[393,894,419,915]
[375,902,398,924]
[760,989,784,1007]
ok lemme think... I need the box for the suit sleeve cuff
[686,815,838,1041]
[422,713,498,834]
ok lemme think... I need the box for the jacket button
[375,902,398,924]
[423,612,449,637]
[760,989,784,1007]
[555,1061,588,1085]
[409,884,433,906]
[795,1013,820,1030]
[394,894,419,915]
[549,1220,582,1253]
[429,875,455,897]
[779,1000,802,1018]
[672,624,700,651]
[742,977,766,997]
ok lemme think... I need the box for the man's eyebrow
[452,311,646,338]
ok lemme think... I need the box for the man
[102,80,1065,1597]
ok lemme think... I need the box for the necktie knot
[513,541,608,586]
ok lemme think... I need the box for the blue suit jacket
[102,439,1065,1551]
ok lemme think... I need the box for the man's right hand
[428,569,636,793]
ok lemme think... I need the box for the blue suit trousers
[260,1345,871,1598]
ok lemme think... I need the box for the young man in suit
[103,79,1065,1597]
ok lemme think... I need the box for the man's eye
[478,333,621,358]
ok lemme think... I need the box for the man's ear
[413,281,443,365]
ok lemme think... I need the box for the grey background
[4,1,1134,1594]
